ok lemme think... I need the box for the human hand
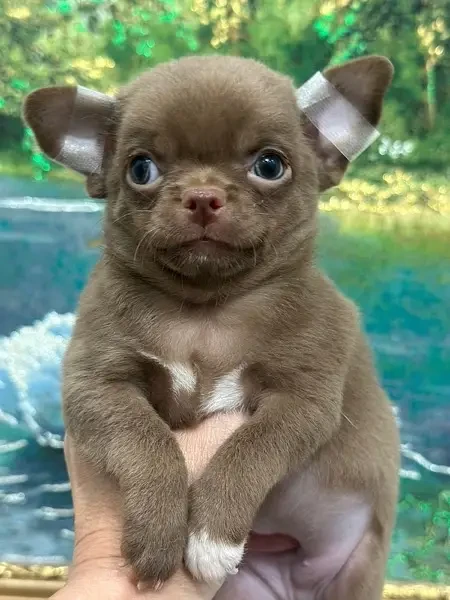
[53,414,247,600]
[53,413,301,600]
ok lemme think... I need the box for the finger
[64,435,127,578]
[247,533,299,553]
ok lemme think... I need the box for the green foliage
[239,0,323,76]
[389,489,450,583]
[0,0,449,179]
[102,1,200,84]
[1,0,108,115]
[0,0,200,112]
[321,168,450,218]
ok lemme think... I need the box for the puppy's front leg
[64,345,188,585]
[186,382,342,582]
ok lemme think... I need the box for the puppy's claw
[185,530,245,582]
[122,526,184,586]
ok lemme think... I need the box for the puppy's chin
[155,241,259,282]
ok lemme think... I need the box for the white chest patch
[167,362,197,396]
[201,365,245,415]
[142,352,245,412]
[143,352,196,398]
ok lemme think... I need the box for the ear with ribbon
[23,56,392,198]
[23,86,116,198]
[296,55,394,191]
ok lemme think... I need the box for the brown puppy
[24,55,400,599]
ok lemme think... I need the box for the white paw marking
[201,365,245,415]
[142,352,196,397]
[185,530,245,582]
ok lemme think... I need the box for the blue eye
[252,153,285,180]
[129,156,160,185]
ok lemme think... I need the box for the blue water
[0,192,449,580]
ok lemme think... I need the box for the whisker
[111,209,150,226]
[133,230,154,265]
[342,413,357,429]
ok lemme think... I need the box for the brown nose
[181,187,226,227]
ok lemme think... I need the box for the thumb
[64,436,129,580]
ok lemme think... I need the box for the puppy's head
[24,56,393,295]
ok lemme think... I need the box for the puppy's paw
[185,529,245,582]
[122,518,186,585]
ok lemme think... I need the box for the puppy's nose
[181,187,226,227]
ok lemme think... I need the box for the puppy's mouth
[179,236,235,252]
[154,232,263,280]
[160,229,258,253]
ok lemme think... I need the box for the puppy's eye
[251,153,285,180]
[128,156,160,185]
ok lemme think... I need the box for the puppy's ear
[23,86,117,198]
[297,56,394,190]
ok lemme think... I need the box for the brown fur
[24,55,399,594]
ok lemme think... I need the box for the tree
[0,0,201,116]
[318,0,450,133]
[0,0,113,117]
[0,0,202,177]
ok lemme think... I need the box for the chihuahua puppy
[24,55,400,599]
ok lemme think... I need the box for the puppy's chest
[141,322,254,428]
